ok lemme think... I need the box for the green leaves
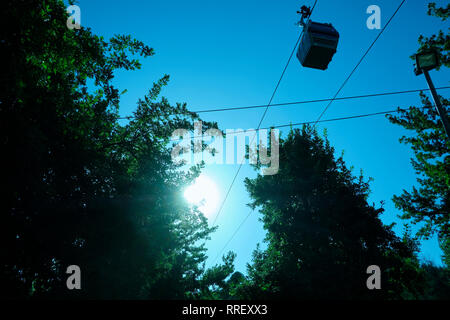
[0,0,224,299]
[238,127,424,299]
[388,2,450,269]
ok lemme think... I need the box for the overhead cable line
[190,87,450,114]
[117,86,450,119]
[210,105,435,263]
[205,106,434,138]
[210,0,319,228]
[313,0,407,127]
[212,210,254,264]
[175,105,433,142]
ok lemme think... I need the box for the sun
[184,175,220,218]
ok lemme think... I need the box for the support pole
[423,69,450,140]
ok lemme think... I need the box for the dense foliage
[387,2,450,267]
[235,127,425,299]
[0,0,233,299]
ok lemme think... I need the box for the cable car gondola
[296,6,340,70]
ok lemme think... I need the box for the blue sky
[76,0,449,273]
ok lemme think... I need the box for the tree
[238,127,424,299]
[419,262,450,299]
[0,0,232,299]
[387,2,450,267]
[195,252,241,300]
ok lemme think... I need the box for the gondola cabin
[297,20,339,70]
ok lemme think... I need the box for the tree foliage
[387,2,450,267]
[0,0,233,299]
[236,127,424,299]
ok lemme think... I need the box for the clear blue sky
[76,0,449,273]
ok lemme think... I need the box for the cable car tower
[296,5,340,70]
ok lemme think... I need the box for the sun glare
[184,175,220,218]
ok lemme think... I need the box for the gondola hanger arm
[296,5,312,27]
